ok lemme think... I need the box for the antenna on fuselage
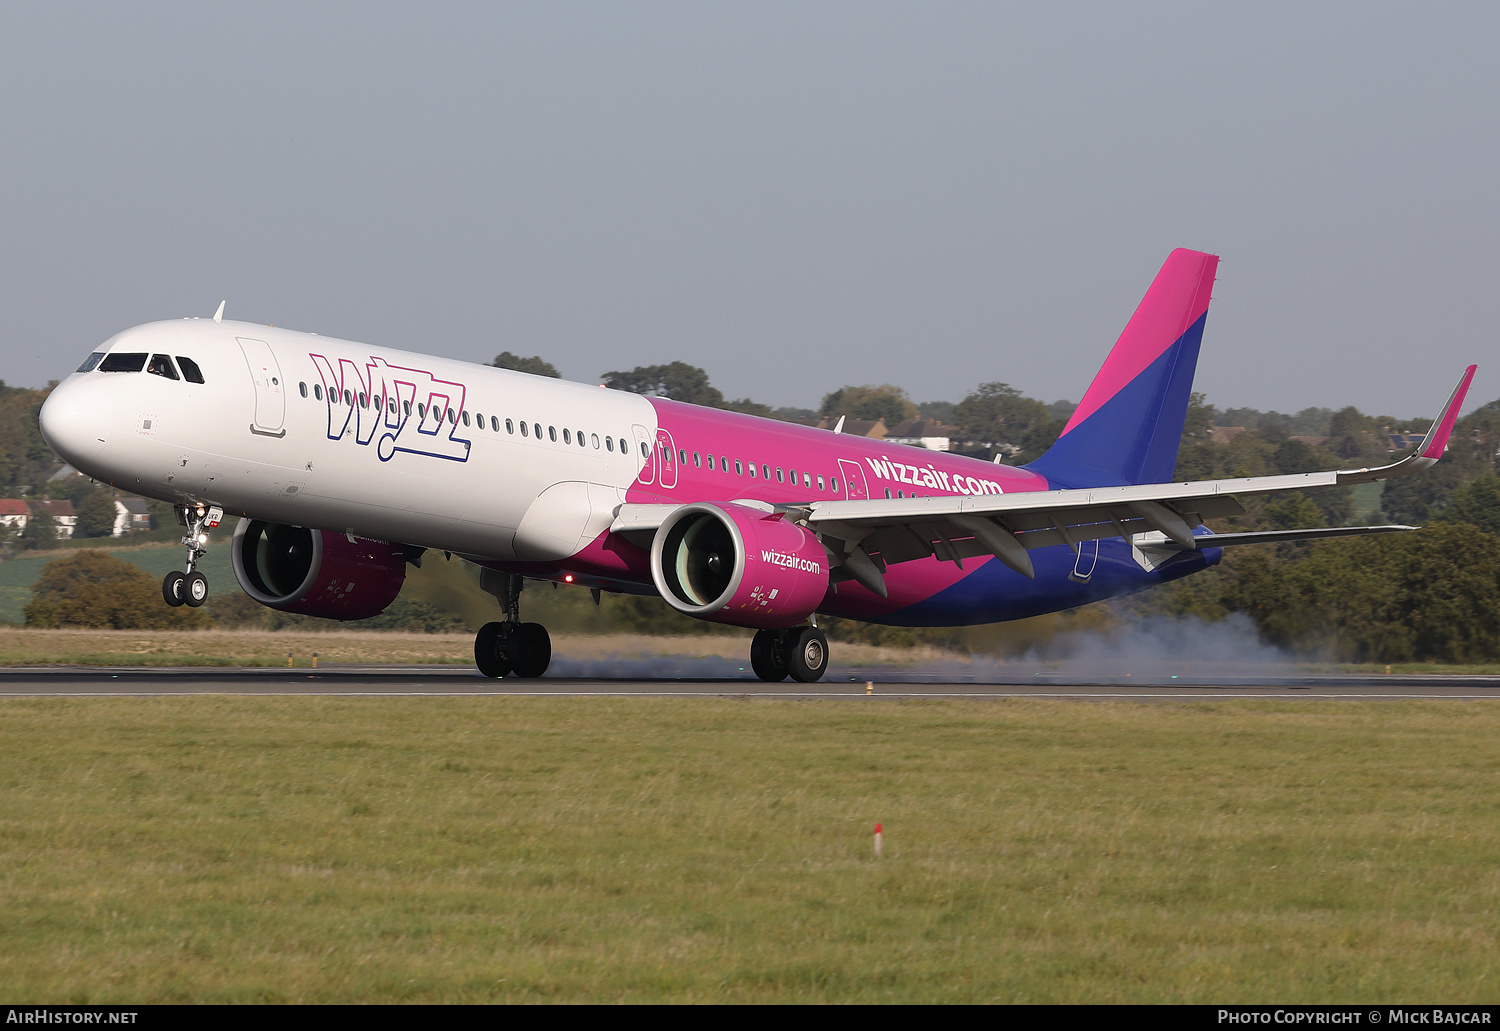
[832,416,845,434]
[212,300,225,324]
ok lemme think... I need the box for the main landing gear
[474,572,552,679]
[750,625,829,683]
[162,503,223,609]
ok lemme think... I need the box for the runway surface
[3,664,1500,699]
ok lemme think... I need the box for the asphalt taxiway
[2,664,1498,699]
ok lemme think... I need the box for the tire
[474,621,512,678]
[162,570,186,607]
[750,628,790,682]
[788,626,829,683]
[184,571,209,607]
[510,622,551,679]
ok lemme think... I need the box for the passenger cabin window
[314,384,324,401]
[76,352,105,373]
[520,422,528,437]
[299,382,308,398]
[562,428,571,444]
[99,352,148,373]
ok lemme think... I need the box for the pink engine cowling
[231,519,408,620]
[649,502,829,629]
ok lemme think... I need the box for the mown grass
[0,698,1497,1002]
[0,628,982,670]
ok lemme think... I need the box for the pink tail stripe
[1420,364,1478,459]
[1061,249,1219,436]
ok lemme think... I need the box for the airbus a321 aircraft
[37,249,1475,682]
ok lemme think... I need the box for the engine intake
[650,503,829,629]
[231,519,408,620]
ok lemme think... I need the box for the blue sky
[3,2,1495,417]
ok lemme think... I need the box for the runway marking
[7,691,1500,699]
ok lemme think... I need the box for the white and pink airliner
[37,250,1475,681]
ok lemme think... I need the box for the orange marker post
[874,823,883,858]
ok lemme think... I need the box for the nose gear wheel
[161,503,222,609]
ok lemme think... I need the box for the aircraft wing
[609,367,1474,597]
[797,366,1476,594]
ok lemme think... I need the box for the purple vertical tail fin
[1024,248,1219,488]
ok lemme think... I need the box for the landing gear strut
[751,625,829,683]
[161,503,222,608]
[474,571,552,679]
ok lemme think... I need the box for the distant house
[0,499,28,532]
[1209,426,1247,445]
[884,419,957,452]
[27,499,76,539]
[1289,435,1329,449]
[113,498,152,536]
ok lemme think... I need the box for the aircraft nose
[39,376,114,467]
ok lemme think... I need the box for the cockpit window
[176,357,205,384]
[147,354,179,380]
[76,352,105,373]
[99,352,148,373]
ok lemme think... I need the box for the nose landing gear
[474,571,552,678]
[161,503,222,608]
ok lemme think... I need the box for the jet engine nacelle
[650,502,830,629]
[231,519,407,620]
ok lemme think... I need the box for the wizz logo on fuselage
[310,353,470,463]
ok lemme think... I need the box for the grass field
[0,542,235,624]
[0,628,975,671]
[1,697,1497,1003]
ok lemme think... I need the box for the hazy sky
[2,2,1495,417]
